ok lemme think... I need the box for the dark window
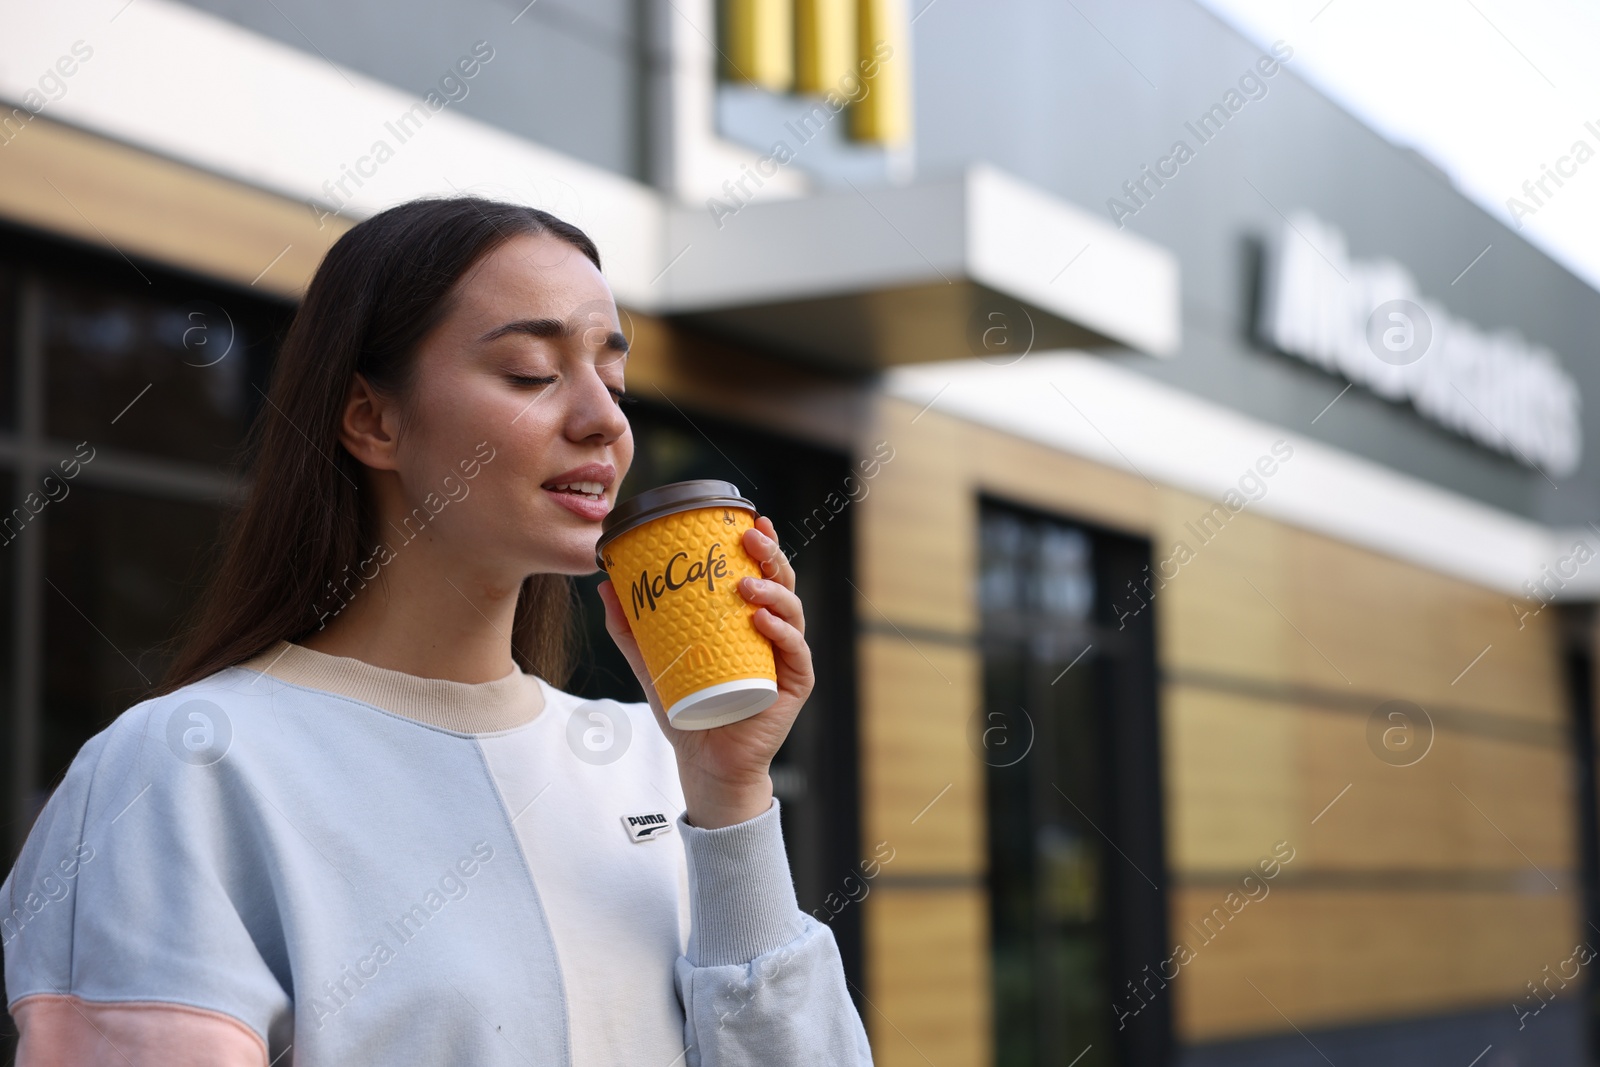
[569,400,864,999]
[1559,603,1600,1057]
[39,485,226,799]
[980,496,1169,1067]
[0,264,16,433]
[42,274,272,466]
[0,222,291,850]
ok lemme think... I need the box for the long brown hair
[154,196,603,696]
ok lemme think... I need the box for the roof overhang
[658,164,1180,370]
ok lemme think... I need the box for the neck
[301,527,525,684]
[242,639,543,732]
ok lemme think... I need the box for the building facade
[2,1,1597,1064]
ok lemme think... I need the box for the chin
[534,546,605,578]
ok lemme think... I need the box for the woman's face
[388,231,633,582]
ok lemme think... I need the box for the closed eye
[509,374,635,404]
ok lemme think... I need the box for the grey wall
[911,0,1600,527]
[174,0,645,180]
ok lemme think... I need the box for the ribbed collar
[238,639,549,734]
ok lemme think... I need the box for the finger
[740,576,803,635]
[745,523,781,571]
[597,580,634,637]
[746,521,794,590]
[752,607,813,672]
[757,517,790,577]
[597,583,643,664]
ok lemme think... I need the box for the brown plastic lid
[594,479,756,570]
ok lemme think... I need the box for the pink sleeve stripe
[11,993,269,1066]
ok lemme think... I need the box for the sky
[1197,0,1600,294]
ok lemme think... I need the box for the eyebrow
[478,317,630,355]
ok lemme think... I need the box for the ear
[336,373,402,471]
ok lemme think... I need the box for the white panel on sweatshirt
[476,679,692,1067]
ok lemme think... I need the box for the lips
[541,462,615,521]
[541,462,615,496]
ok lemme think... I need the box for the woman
[1,197,874,1065]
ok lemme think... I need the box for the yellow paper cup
[595,480,778,729]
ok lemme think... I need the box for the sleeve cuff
[678,796,807,967]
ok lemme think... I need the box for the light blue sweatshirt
[1,640,874,1065]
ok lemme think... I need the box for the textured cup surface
[600,504,776,718]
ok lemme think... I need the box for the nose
[564,363,629,445]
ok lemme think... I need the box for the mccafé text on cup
[595,479,778,729]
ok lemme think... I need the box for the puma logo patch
[622,812,672,843]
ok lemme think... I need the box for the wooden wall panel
[865,888,991,1067]
[1169,888,1579,1041]
[1152,480,1576,1043]
[858,632,983,875]
[1155,493,1303,686]
[1295,705,1574,873]
[855,399,980,634]
[1282,525,1564,725]
[1159,491,1565,725]
[1165,687,1575,874]
[0,114,345,297]
[1163,686,1299,874]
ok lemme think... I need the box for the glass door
[980,496,1170,1067]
